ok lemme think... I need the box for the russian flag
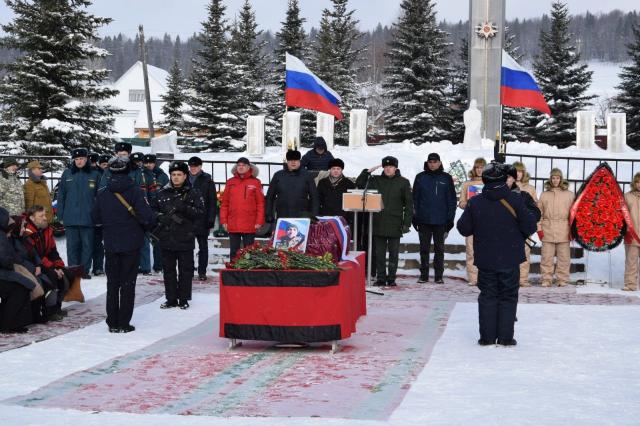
[285,53,343,120]
[501,50,551,116]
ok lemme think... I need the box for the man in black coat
[457,162,537,347]
[187,156,217,281]
[317,158,355,227]
[153,161,205,310]
[92,157,155,333]
[266,150,319,222]
[300,136,334,171]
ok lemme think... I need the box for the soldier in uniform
[0,157,25,216]
[153,161,205,310]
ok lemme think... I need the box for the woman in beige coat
[513,161,538,287]
[458,157,486,286]
[623,172,640,291]
[537,168,575,287]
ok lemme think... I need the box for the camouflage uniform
[0,170,25,216]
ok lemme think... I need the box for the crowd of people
[2,137,640,344]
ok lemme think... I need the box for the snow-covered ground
[2,300,639,425]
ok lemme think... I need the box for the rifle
[149,193,187,243]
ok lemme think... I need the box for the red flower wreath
[571,163,626,252]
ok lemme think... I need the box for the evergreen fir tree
[531,1,595,147]
[0,0,119,156]
[189,0,242,151]
[160,59,187,133]
[382,0,451,144]
[445,38,468,143]
[502,26,530,142]
[616,20,640,149]
[313,0,366,144]
[229,0,268,122]
[269,0,313,146]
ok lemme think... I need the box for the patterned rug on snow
[4,285,454,421]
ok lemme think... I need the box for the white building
[104,61,168,138]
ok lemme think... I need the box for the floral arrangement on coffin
[570,163,629,251]
[226,242,338,270]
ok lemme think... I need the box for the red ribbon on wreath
[569,162,640,251]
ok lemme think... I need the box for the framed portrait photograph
[273,218,311,252]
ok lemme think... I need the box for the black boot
[160,300,178,309]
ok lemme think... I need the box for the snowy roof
[113,61,169,91]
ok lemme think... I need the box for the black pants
[195,234,209,276]
[418,224,446,280]
[229,233,255,260]
[162,249,194,303]
[92,226,104,274]
[477,267,520,342]
[152,239,163,272]
[373,236,400,283]
[105,250,140,329]
[41,267,71,314]
[0,280,31,331]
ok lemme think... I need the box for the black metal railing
[0,153,284,192]
[505,152,640,194]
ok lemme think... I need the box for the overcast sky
[0,0,638,39]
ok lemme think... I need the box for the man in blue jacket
[300,136,334,171]
[92,157,155,333]
[457,162,537,346]
[412,153,456,284]
[56,148,100,279]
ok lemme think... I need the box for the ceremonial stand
[343,190,383,295]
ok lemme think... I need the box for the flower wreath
[570,162,638,251]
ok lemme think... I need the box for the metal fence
[0,154,284,192]
[505,152,640,194]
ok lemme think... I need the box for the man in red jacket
[21,205,71,321]
[220,157,265,259]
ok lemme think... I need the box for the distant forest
[1,9,637,83]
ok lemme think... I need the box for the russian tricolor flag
[285,53,343,120]
[501,50,551,116]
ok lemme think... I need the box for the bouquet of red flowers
[225,242,338,270]
[571,163,627,251]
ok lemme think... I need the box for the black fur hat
[286,150,302,161]
[114,141,132,154]
[482,161,509,184]
[328,158,345,169]
[143,154,157,163]
[71,148,89,159]
[381,156,398,168]
[169,161,189,175]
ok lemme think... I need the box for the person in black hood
[153,161,205,310]
[457,162,537,347]
[300,136,335,171]
[187,156,216,281]
[92,157,155,333]
[0,207,34,334]
[266,150,319,222]
[412,153,456,284]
